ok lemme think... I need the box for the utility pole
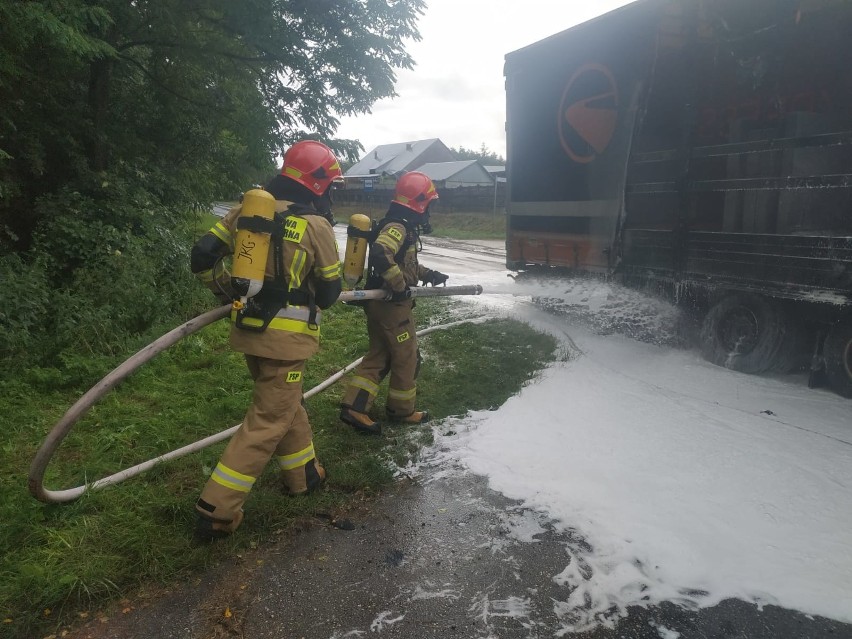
[492,175,498,217]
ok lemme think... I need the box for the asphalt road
[63,230,852,639]
[211,202,232,217]
[64,468,850,639]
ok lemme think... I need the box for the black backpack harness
[360,216,417,290]
[234,204,322,332]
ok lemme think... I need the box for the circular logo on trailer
[558,63,619,163]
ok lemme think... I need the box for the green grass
[0,298,556,639]
[332,204,506,241]
[197,205,506,240]
[428,210,506,240]
[198,204,507,241]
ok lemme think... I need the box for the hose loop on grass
[27,304,478,504]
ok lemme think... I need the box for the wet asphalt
[62,232,851,638]
[65,466,851,639]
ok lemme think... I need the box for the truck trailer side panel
[504,0,662,272]
[504,0,852,396]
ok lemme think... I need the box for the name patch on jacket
[283,217,307,243]
[286,371,302,382]
[387,227,404,243]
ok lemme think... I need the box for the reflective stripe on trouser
[342,299,419,418]
[197,356,318,526]
[277,441,318,495]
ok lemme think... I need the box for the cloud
[398,72,489,103]
[336,0,638,158]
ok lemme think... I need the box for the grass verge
[1,297,555,639]
[331,204,506,241]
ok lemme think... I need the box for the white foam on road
[426,277,852,633]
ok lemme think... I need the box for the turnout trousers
[342,299,420,419]
[196,356,322,532]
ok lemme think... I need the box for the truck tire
[824,322,852,398]
[767,311,809,374]
[700,293,790,374]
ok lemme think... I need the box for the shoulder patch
[283,216,308,243]
[387,226,404,243]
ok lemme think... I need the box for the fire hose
[27,285,483,504]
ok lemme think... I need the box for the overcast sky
[335,0,637,161]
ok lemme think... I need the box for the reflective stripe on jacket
[370,220,430,294]
[193,201,341,360]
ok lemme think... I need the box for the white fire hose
[27,285,482,504]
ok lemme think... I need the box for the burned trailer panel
[504,0,852,397]
[503,0,662,272]
[622,0,852,302]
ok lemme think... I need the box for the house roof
[483,165,506,174]
[345,138,447,177]
[416,160,485,181]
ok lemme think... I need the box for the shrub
[0,176,210,373]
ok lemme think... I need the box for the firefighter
[190,140,343,540]
[339,171,449,435]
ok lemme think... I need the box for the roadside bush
[0,252,52,359]
[0,178,209,374]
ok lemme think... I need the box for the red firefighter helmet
[280,140,343,195]
[392,171,439,214]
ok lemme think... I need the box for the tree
[450,144,505,165]
[0,0,427,364]
[0,0,426,251]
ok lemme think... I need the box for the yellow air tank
[343,213,373,287]
[232,188,276,299]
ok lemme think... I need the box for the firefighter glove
[425,270,449,286]
[389,288,412,302]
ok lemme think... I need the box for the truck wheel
[767,312,809,374]
[700,293,788,374]
[824,322,852,398]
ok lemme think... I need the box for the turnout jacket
[191,200,342,360]
[367,219,436,294]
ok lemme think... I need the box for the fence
[335,184,507,214]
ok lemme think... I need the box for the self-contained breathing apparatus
[230,188,319,332]
[343,213,423,293]
[342,213,372,287]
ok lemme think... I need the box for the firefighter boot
[283,458,327,496]
[340,406,382,435]
[393,410,430,425]
[194,507,244,542]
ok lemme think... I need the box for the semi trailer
[503,0,852,396]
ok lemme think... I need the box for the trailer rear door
[504,0,662,271]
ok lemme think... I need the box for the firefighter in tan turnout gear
[190,140,343,540]
[340,171,449,435]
